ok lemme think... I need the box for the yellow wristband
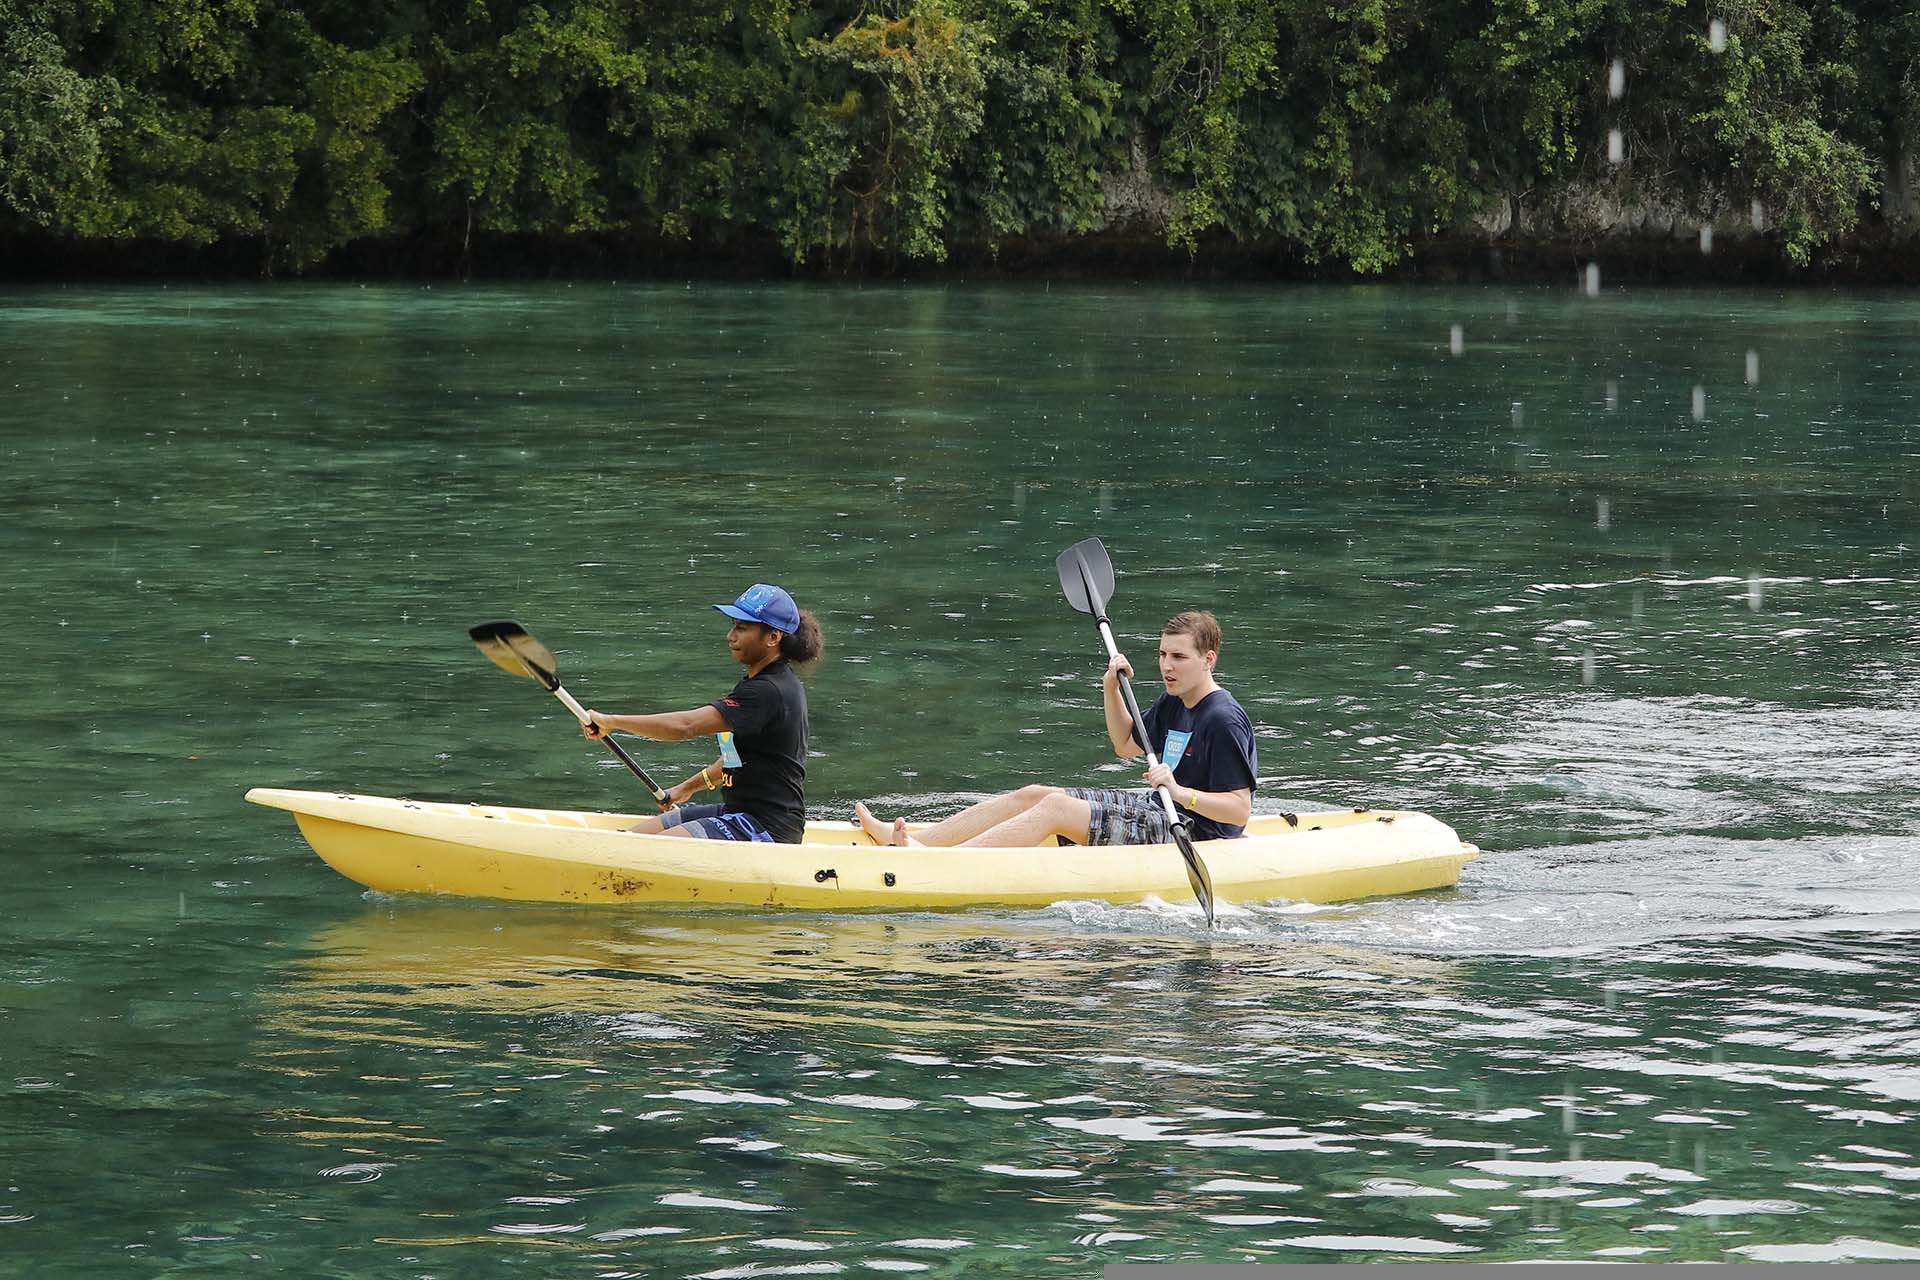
[700,768,714,790]
[1187,789,1199,809]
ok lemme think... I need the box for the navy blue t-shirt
[1137,688,1259,840]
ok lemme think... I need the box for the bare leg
[958,790,1094,848]
[881,785,1063,848]
[629,809,712,840]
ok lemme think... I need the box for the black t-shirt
[1137,688,1259,841]
[710,658,808,843]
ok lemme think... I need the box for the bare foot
[855,801,920,847]
[854,801,893,845]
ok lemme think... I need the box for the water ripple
[317,1162,392,1183]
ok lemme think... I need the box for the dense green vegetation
[2,0,1915,274]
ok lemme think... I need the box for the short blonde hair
[1163,611,1221,656]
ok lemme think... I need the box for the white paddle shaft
[551,684,594,726]
[1095,618,1183,825]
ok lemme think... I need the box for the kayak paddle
[1055,537,1217,927]
[468,620,672,810]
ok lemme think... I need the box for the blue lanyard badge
[717,732,744,769]
[1161,729,1192,772]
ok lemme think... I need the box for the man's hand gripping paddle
[469,620,672,810]
[1055,538,1217,927]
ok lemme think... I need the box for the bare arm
[663,756,730,806]
[583,705,731,741]
[1140,760,1253,829]
[1184,784,1253,828]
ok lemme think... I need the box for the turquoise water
[3,284,1918,1273]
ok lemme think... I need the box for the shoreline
[6,227,1919,286]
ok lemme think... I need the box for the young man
[855,611,1257,848]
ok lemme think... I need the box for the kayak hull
[246,788,1477,911]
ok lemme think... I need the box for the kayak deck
[246,787,1478,911]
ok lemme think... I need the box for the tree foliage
[780,1,988,264]
[0,0,1912,272]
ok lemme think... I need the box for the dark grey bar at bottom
[1107,1268,1920,1279]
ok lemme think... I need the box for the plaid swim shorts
[1061,788,1171,847]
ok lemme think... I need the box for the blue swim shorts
[661,802,776,843]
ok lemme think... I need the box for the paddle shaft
[1091,618,1187,829]
[552,684,672,809]
[469,620,672,810]
[1057,539,1215,926]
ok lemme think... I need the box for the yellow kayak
[246,787,1477,911]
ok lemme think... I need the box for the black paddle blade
[1171,823,1216,927]
[1056,537,1116,618]
[469,620,561,692]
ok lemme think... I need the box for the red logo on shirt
[722,697,741,708]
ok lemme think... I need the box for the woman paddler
[583,584,822,843]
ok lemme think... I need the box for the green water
[3,283,1918,1274]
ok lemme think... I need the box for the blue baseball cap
[714,583,800,634]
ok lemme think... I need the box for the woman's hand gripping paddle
[1055,538,1217,927]
[468,621,673,810]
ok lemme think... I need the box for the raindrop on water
[1692,386,1707,421]
[1596,497,1611,531]
[1747,574,1765,611]
[1582,263,1601,297]
[1745,350,1759,385]
[1449,324,1464,356]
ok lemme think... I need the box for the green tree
[612,0,795,243]
[423,1,648,245]
[949,0,1122,246]
[780,0,988,265]
[1605,0,1873,262]
[0,24,123,230]
[1112,0,1286,248]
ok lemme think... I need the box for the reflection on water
[274,906,1464,1037]
[232,906,1920,1270]
[4,284,1920,1273]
